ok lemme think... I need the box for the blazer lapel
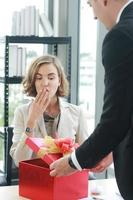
[57,98,71,138]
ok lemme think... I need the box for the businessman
[50,0,133,199]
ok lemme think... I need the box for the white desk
[0,185,27,200]
[89,178,123,200]
[0,178,123,200]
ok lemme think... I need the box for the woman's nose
[41,78,48,86]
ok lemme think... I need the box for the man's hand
[50,155,78,177]
[90,152,113,173]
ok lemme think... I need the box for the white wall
[95,22,107,126]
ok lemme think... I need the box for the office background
[0,0,112,184]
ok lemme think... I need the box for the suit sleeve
[75,27,133,168]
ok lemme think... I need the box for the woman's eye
[36,76,42,80]
[49,77,54,80]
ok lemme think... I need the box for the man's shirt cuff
[71,150,82,171]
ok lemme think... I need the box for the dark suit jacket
[76,2,133,199]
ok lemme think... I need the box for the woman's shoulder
[14,101,31,113]
[59,98,82,113]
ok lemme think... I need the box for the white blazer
[10,98,89,166]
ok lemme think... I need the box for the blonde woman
[10,54,89,167]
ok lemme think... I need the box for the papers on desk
[81,193,124,200]
[89,180,124,200]
[91,194,123,200]
[90,191,124,200]
[80,178,124,200]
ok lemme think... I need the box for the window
[79,0,97,134]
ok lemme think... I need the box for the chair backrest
[6,127,18,185]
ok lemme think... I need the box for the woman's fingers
[35,89,50,106]
[35,89,48,104]
[39,90,48,105]
[34,89,43,103]
[42,95,51,111]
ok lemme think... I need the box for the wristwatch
[68,156,77,169]
[25,127,33,135]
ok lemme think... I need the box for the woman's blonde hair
[22,54,69,97]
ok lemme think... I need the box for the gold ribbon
[37,136,61,158]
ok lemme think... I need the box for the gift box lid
[26,137,62,165]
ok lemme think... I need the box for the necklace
[44,111,57,118]
[44,108,60,118]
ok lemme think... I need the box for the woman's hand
[90,152,113,173]
[27,88,50,128]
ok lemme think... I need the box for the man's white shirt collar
[116,0,133,23]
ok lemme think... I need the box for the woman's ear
[58,78,61,87]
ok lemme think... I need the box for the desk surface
[0,178,123,200]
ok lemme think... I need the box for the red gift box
[25,137,62,165]
[19,158,88,200]
[19,137,89,200]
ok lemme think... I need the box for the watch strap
[25,127,34,133]
[68,156,77,169]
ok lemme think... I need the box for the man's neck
[106,0,129,30]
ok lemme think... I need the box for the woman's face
[35,63,60,99]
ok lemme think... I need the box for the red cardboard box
[19,158,88,200]
[19,137,89,200]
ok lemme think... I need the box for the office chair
[6,127,18,185]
